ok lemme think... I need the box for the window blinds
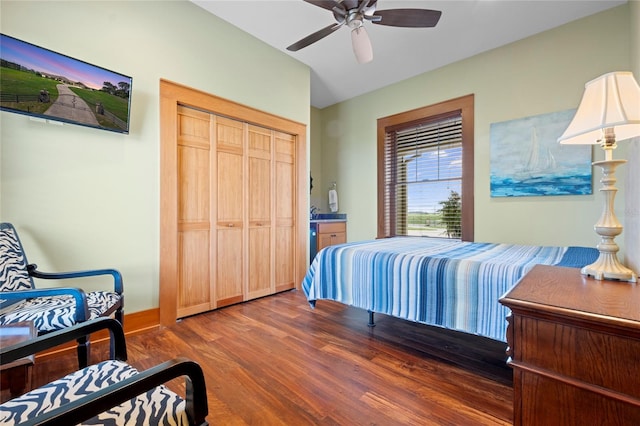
[383,114,463,238]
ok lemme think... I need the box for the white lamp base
[581,254,637,282]
[583,158,637,283]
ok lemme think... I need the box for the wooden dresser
[499,264,640,425]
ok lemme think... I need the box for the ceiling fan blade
[356,0,371,14]
[372,9,442,27]
[343,0,359,10]
[303,0,339,12]
[287,23,344,52]
[366,0,378,9]
[351,26,373,64]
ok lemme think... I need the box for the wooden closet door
[247,125,273,299]
[160,80,307,326]
[176,106,214,318]
[274,131,296,292]
[214,116,245,308]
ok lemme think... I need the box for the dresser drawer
[316,222,346,234]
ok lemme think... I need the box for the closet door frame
[160,79,307,327]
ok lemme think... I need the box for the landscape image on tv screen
[0,34,132,134]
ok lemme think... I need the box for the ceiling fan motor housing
[347,11,364,29]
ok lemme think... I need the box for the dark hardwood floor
[24,290,513,425]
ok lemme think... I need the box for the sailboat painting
[490,109,592,197]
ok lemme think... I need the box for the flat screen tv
[0,33,132,134]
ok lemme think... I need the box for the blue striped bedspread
[302,237,598,342]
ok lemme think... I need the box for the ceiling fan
[287,0,442,64]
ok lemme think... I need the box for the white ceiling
[191,0,626,109]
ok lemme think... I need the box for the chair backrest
[0,223,35,301]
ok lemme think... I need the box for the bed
[302,237,598,342]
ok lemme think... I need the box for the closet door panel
[176,106,213,318]
[216,116,244,224]
[248,227,271,297]
[216,151,243,223]
[177,229,211,316]
[248,155,271,223]
[216,116,244,150]
[178,146,210,222]
[216,227,243,307]
[247,125,273,299]
[274,132,296,291]
[215,117,245,307]
[275,226,294,292]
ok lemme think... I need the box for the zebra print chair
[0,222,124,368]
[0,317,209,425]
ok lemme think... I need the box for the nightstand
[500,265,640,425]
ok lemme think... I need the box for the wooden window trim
[377,94,474,241]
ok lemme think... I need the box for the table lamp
[558,71,640,282]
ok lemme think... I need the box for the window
[377,95,474,241]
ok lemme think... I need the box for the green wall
[626,0,639,273]
[310,107,324,210]
[314,4,636,258]
[0,0,310,313]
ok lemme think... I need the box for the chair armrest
[28,264,124,295]
[0,287,90,322]
[19,358,209,426]
[0,317,126,364]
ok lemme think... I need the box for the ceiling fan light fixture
[351,26,373,64]
[289,0,441,63]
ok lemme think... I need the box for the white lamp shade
[351,26,373,64]
[558,71,640,145]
